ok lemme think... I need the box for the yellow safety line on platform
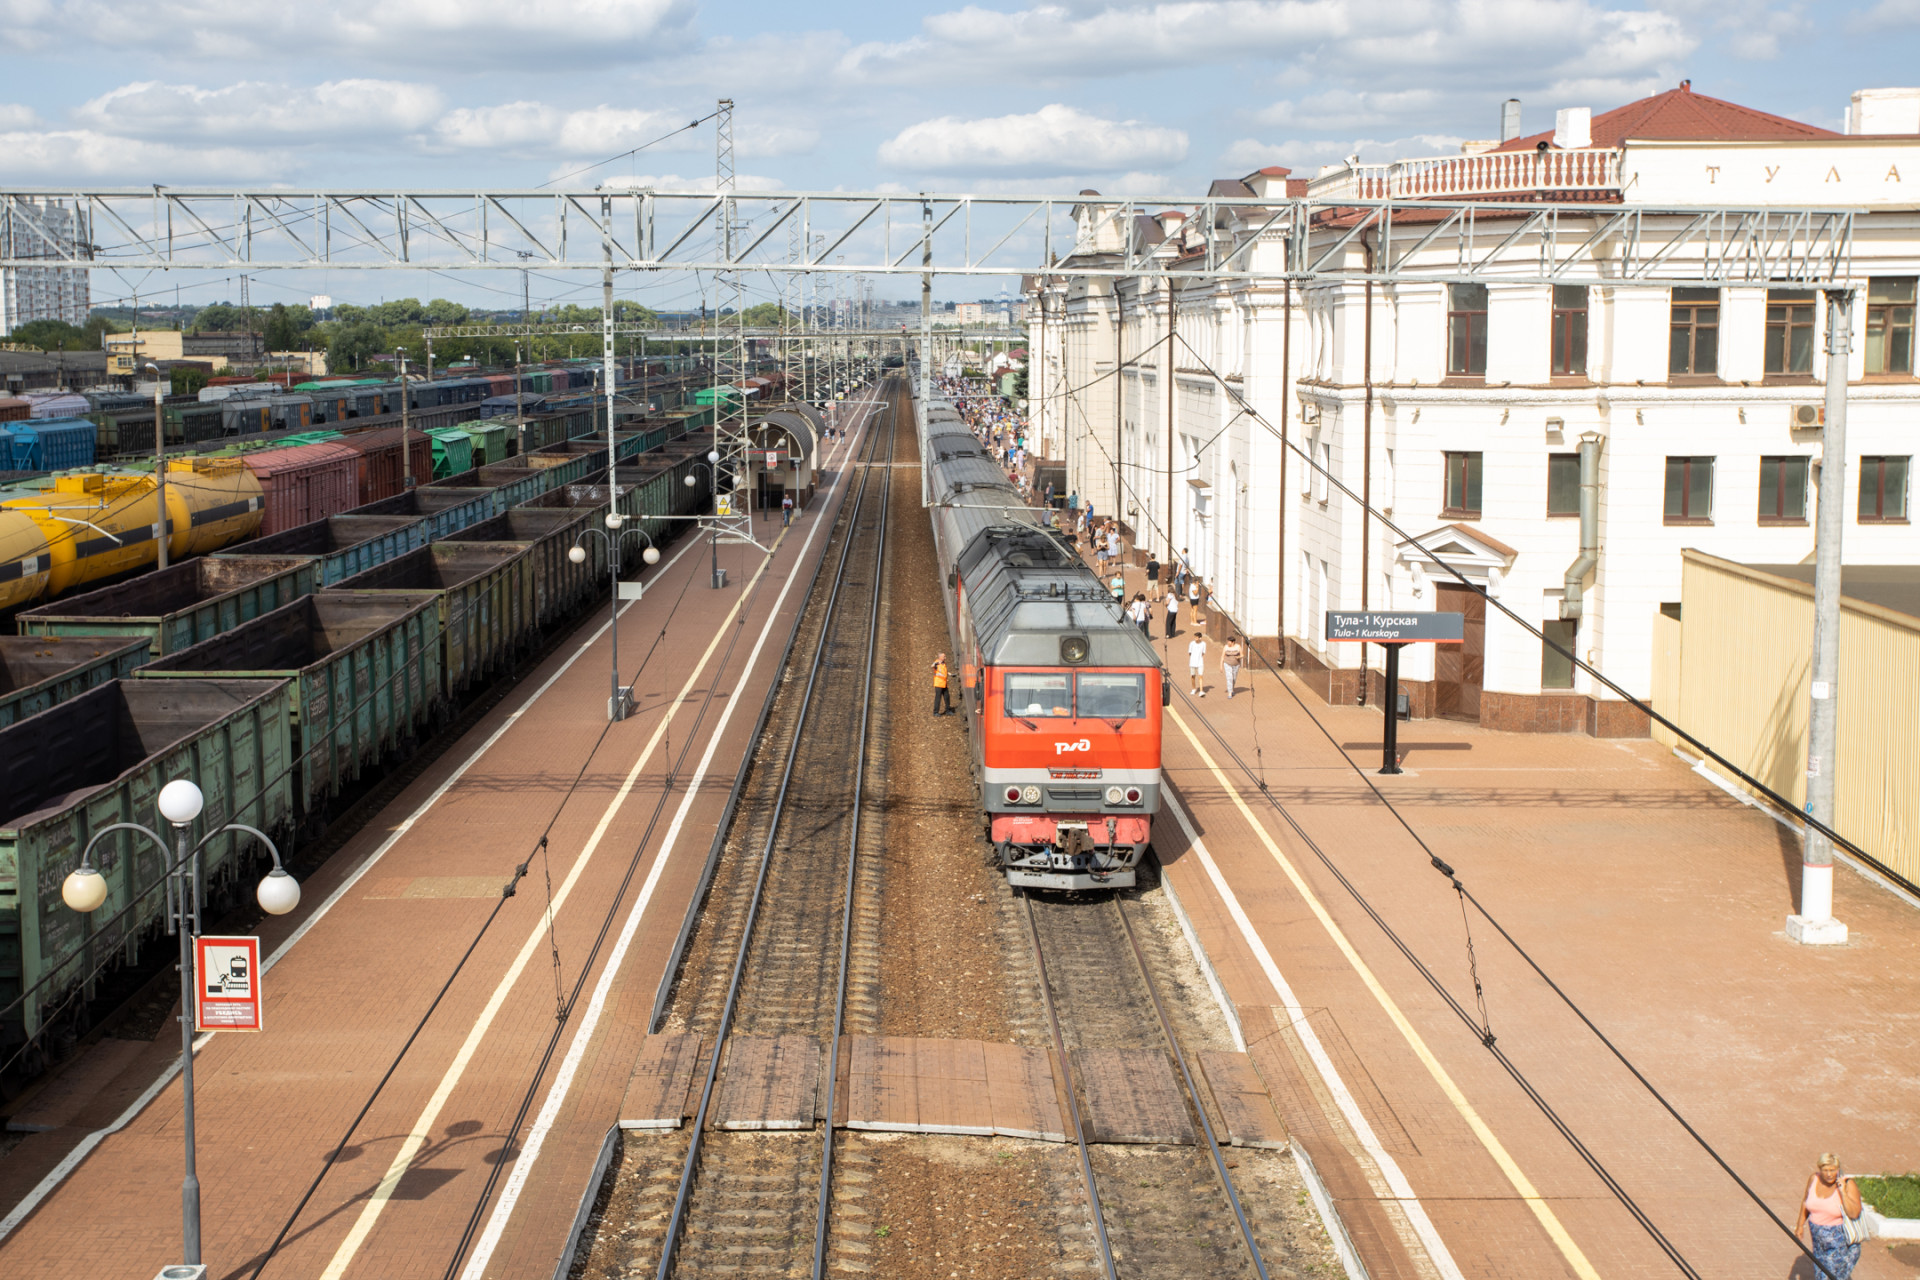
[320,525,793,1280]
[1167,704,1603,1280]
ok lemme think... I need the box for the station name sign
[1324,611,1465,643]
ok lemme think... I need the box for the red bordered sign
[194,935,263,1033]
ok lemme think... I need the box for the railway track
[580,381,898,1279]
[1023,884,1276,1280]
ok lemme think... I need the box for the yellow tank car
[163,458,264,558]
[3,473,165,596]
[0,509,53,611]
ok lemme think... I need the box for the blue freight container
[7,418,96,470]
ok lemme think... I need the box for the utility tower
[708,97,757,561]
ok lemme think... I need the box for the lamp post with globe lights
[60,778,300,1272]
[685,449,724,589]
[568,511,660,721]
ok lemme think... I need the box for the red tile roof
[1497,82,1839,151]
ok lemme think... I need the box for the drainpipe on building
[1558,432,1603,619]
[1277,275,1290,667]
[1358,234,1375,706]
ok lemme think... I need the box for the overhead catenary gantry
[0,187,1857,287]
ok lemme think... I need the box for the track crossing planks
[712,1035,819,1130]
[840,1037,1066,1142]
[1198,1050,1290,1150]
[619,1033,705,1130]
[1072,1047,1195,1145]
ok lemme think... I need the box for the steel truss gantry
[0,188,1857,287]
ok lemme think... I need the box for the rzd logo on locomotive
[1054,738,1092,755]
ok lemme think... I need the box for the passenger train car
[921,389,1164,889]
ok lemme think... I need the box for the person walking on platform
[1109,571,1126,604]
[1186,632,1209,697]
[1128,592,1151,636]
[1221,636,1244,699]
[1164,591,1180,639]
[781,493,795,526]
[931,653,953,717]
[1796,1155,1864,1279]
[1144,553,1161,598]
[1106,526,1122,564]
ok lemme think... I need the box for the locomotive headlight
[1059,635,1090,664]
[1004,785,1022,803]
[1105,785,1125,805]
[1021,785,1042,805]
[1125,787,1142,805]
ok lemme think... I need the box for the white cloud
[0,104,39,129]
[0,128,282,181]
[1256,89,1446,131]
[1853,0,1920,26]
[589,171,786,191]
[435,103,697,156]
[21,0,697,63]
[1222,133,1465,171]
[75,80,444,142]
[879,104,1187,175]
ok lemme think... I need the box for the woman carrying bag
[1795,1153,1867,1278]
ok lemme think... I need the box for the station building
[1030,83,1920,736]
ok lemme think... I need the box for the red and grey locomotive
[922,394,1164,889]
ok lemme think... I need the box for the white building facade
[1,199,90,335]
[1031,87,1920,736]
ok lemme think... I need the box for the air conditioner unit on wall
[1791,404,1825,429]
[1300,402,1321,424]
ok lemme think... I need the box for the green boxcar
[445,509,597,626]
[458,422,510,467]
[0,636,153,729]
[0,677,296,1054]
[214,513,430,586]
[17,557,322,656]
[137,592,444,807]
[354,487,497,540]
[426,427,474,478]
[332,544,533,694]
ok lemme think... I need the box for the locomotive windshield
[1077,673,1146,718]
[1002,672,1146,719]
[1005,672,1072,716]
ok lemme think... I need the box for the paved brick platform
[0,401,886,1280]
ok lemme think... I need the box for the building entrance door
[1433,584,1486,720]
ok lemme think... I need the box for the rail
[652,379,895,1279]
[1021,889,1272,1280]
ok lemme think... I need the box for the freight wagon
[214,513,429,586]
[17,556,320,655]
[332,544,532,694]
[0,636,152,729]
[0,677,297,1069]
[137,592,444,807]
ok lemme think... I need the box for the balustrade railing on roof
[1311,148,1623,200]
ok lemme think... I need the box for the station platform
[0,394,886,1280]
[1116,564,1920,1277]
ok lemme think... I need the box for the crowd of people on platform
[931,373,1248,699]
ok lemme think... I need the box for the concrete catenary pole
[921,198,933,407]
[1790,287,1855,945]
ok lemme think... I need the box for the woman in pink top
[1794,1153,1863,1278]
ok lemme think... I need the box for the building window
[1758,456,1809,523]
[1447,283,1488,377]
[1664,456,1714,523]
[1866,279,1915,375]
[1860,456,1910,522]
[1541,619,1577,690]
[1765,289,1817,376]
[1547,453,1580,516]
[1669,288,1720,377]
[1550,285,1587,376]
[1443,451,1483,517]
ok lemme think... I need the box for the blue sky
[5,0,1918,311]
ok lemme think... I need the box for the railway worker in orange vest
[932,652,953,717]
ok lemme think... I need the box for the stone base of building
[1282,638,1650,738]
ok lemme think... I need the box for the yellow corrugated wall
[1677,551,1920,883]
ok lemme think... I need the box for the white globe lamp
[684,474,697,487]
[63,865,108,913]
[257,868,301,916]
[568,545,587,564]
[642,546,660,565]
[606,511,624,528]
[157,779,204,826]
[707,450,719,464]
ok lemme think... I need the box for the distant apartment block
[1,198,90,334]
